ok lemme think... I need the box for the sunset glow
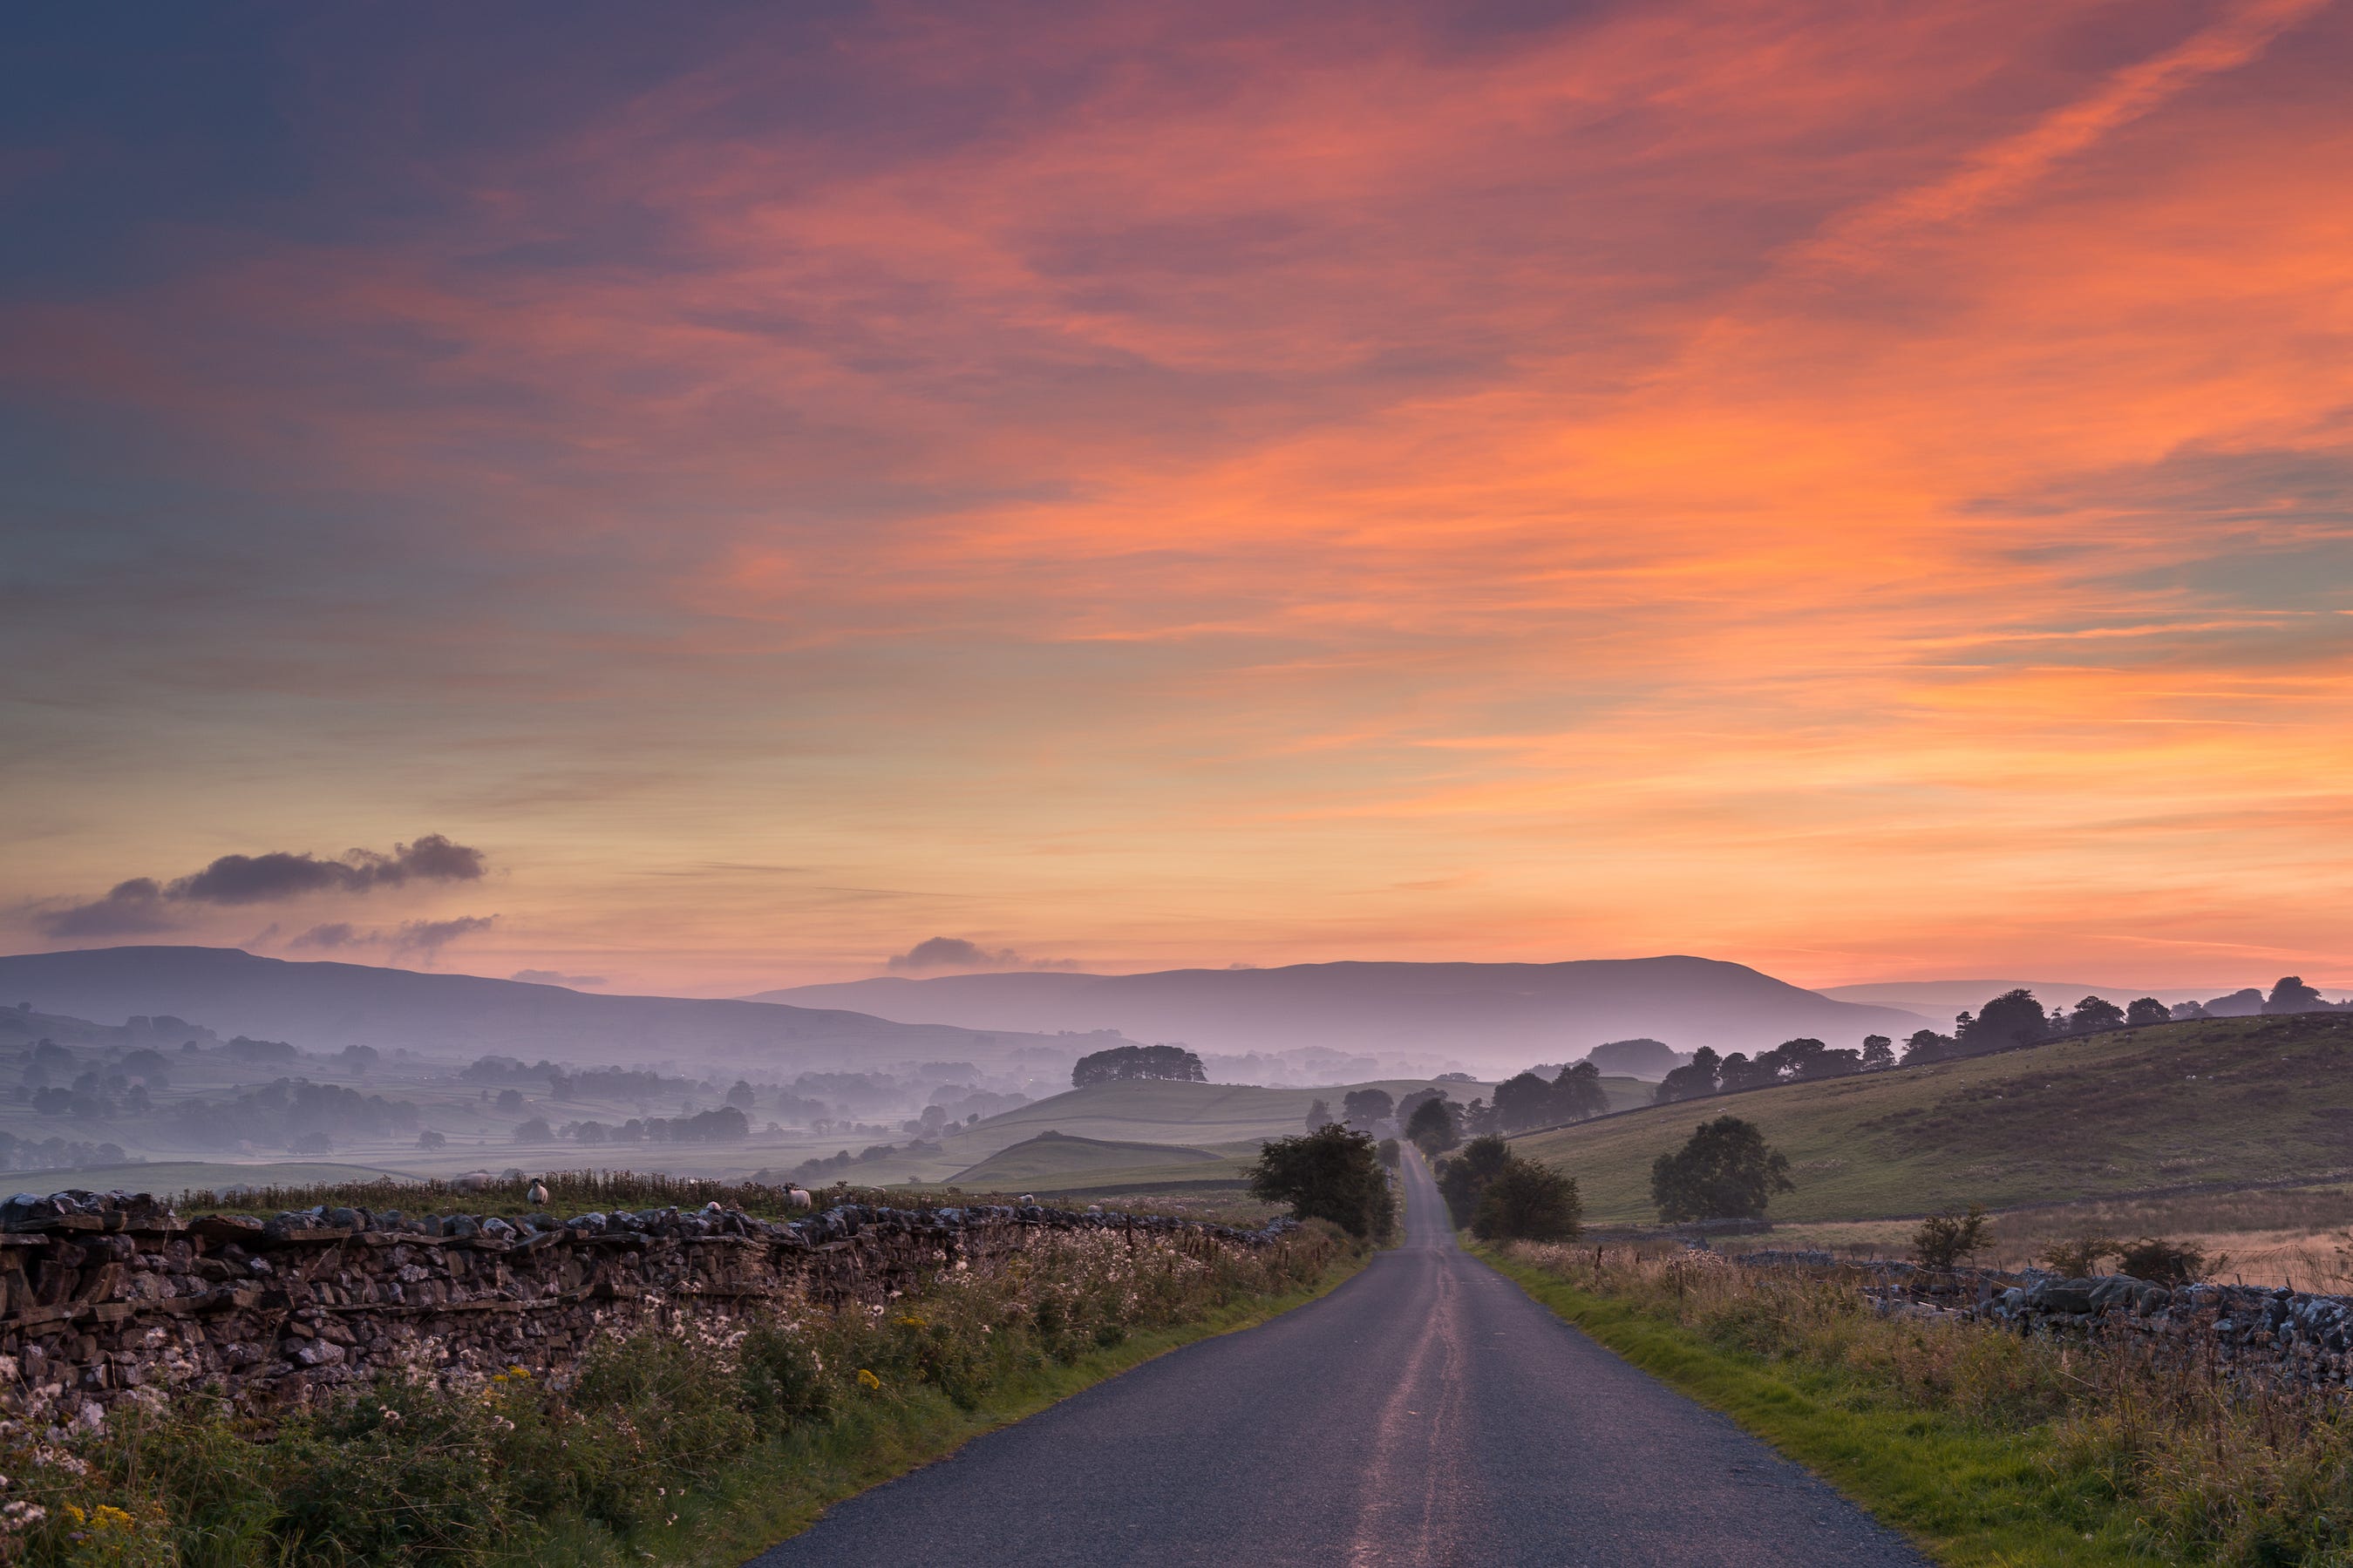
[7,2,2351,993]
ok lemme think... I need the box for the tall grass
[1500,1241,2353,1565]
[0,1223,1351,1566]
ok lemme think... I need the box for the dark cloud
[390,915,497,959]
[511,968,605,988]
[285,916,497,961]
[33,835,488,939]
[885,935,1075,974]
[169,834,486,904]
[34,879,173,939]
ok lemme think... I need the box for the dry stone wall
[0,1189,1296,1429]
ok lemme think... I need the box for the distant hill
[755,957,1933,1069]
[1513,1012,2353,1225]
[0,947,1074,1069]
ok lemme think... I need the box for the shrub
[1403,1096,1459,1154]
[1469,1159,1581,1243]
[2116,1235,2210,1286]
[1435,1135,1514,1227]
[2037,1233,2120,1277]
[1910,1204,1991,1270]
[1649,1116,1792,1221]
[1248,1123,1397,1239]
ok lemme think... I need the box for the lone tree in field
[1404,1095,1460,1154]
[2125,997,2170,1028]
[1342,1087,1395,1130]
[1649,1116,1793,1222]
[1071,1043,1206,1088]
[1470,1158,1582,1243]
[1911,1204,1990,1270]
[1303,1097,1333,1130]
[1248,1123,1396,1240]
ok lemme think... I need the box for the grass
[1485,1242,2353,1566]
[1513,1013,2353,1224]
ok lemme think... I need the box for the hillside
[949,1078,1462,1151]
[0,947,1078,1069]
[1512,1013,2353,1225]
[946,1132,1228,1189]
[756,957,1933,1068]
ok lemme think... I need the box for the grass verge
[527,1254,1368,1567]
[1480,1247,2166,1567]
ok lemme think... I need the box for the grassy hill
[949,1131,1221,1184]
[1513,1013,2353,1225]
[950,1078,1477,1151]
[945,1131,1255,1196]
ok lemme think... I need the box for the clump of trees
[2036,1232,2214,1285]
[1433,1135,1581,1241]
[1071,1044,1206,1088]
[1656,1035,1882,1103]
[1649,1116,1792,1222]
[1342,1088,1394,1130]
[1490,1062,1609,1132]
[1247,1123,1396,1240]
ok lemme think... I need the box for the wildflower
[856,1368,882,1391]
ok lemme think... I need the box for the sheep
[786,1187,813,1210]
[449,1171,496,1194]
[526,1179,550,1206]
[1017,1193,1035,1205]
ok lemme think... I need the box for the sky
[4,0,2350,997]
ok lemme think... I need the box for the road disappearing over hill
[746,1151,1926,1566]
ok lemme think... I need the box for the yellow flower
[895,1314,926,1329]
[91,1504,134,1531]
[855,1368,881,1390]
[507,1365,530,1378]
[60,1504,85,1526]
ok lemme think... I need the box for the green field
[1513,1013,2353,1225]
[949,1078,1479,1151]
[0,1159,415,1198]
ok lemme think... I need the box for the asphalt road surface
[745,1151,1928,1567]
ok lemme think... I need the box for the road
[745,1150,1928,1567]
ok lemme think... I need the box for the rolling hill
[0,946,1079,1069]
[755,957,1934,1068]
[1512,1012,2353,1225]
[946,1131,1232,1191]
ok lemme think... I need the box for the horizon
[8,4,2352,995]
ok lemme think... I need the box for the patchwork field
[1514,1013,2353,1225]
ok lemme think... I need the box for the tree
[1717,1052,1778,1092]
[1342,1088,1395,1130]
[513,1117,554,1142]
[1303,1097,1333,1131]
[1758,1038,1827,1081]
[2117,1236,2208,1286]
[496,1088,525,1114]
[1404,1096,1460,1154]
[1470,1159,1582,1242]
[2125,998,2171,1028]
[1649,1117,1793,1222]
[1377,1137,1400,1170]
[417,1129,447,1150]
[1654,1048,1720,1103]
[1248,1124,1395,1239]
[1911,1204,1990,1270]
[1072,1044,1206,1087]
[1435,1136,1514,1227]
[1459,1097,1498,1137]
[1860,1035,1895,1071]
[724,1081,758,1110]
[2067,996,2125,1033]
[1901,1028,1955,1065]
[1491,1071,1558,1132]
[1957,989,2049,1053]
[2264,976,2329,1015]
[1552,1061,1609,1121]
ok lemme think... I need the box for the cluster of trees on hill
[1651,977,2350,1108]
[1071,1043,1206,1087]
[1656,1035,1894,1103]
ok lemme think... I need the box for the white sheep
[786,1187,814,1210]
[526,1179,550,1206]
